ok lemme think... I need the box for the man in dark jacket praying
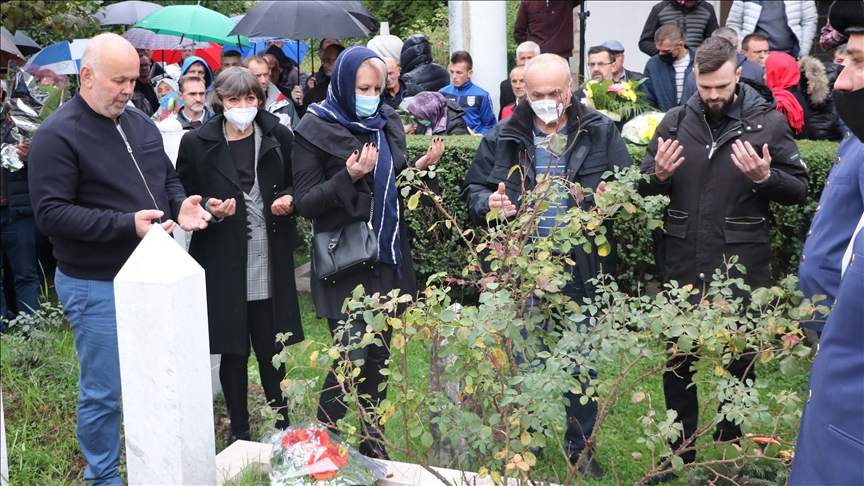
[462,53,632,480]
[27,33,212,485]
[638,37,808,478]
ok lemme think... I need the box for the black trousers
[317,317,392,446]
[220,299,288,435]
[663,348,757,463]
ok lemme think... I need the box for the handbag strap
[312,198,374,236]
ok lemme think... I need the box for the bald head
[523,53,571,91]
[79,33,140,121]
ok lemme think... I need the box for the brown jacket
[514,0,580,58]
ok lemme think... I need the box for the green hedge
[405,136,839,292]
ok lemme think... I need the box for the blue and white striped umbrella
[24,39,90,75]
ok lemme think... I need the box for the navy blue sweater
[28,94,186,280]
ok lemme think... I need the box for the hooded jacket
[638,80,808,290]
[798,56,842,141]
[726,0,818,58]
[639,0,719,56]
[462,98,632,295]
[180,56,214,90]
[400,35,450,93]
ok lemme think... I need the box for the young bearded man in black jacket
[28,33,211,485]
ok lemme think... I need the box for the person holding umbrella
[175,67,305,445]
[292,47,444,460]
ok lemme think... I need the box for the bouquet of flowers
[621,111,667,145]
[581,78,651,122]
[267,423,381,486]
[1,63,66,172]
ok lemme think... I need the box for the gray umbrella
[1,27,41,57]
[96,1,162,26]
[229,0,374,41]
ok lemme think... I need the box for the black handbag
[311,204,378,282]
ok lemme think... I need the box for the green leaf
[421,431,434,448]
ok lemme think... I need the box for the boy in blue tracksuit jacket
[439,51,497,135]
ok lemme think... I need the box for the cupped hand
[207,198,236,218]
[653,137,685,182]
[346,143,378,182]
[488,182,516,217]
[271,194,294,215]
[415,137,445,170]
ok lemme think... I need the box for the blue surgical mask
[355,94,380,118]
[418,119,431,127]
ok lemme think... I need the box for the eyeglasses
[322,57,338,63]
[587,62,614,69]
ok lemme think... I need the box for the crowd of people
[1,0,863,484]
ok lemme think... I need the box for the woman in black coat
[291,47,443,459]
[175,67,304,444]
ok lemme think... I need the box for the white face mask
[529,98,563,125]
[224,106,257,131]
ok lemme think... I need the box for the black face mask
[659,48,678,64]
[833,88,864,141]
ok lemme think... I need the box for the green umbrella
[134,5,251,48]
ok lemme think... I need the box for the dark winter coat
[638,80,809,289]
[1,118,31,219]
[444,101,470,135]
[292,106,430,320]
[639,0,719,56]
[462,98,632,295]
[175,110,304,355]
[514,0,580,58]
[400,35,450,93]
[798,56,843,142]
[642,48,696,112]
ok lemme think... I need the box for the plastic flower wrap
[2,63,66,172]
[580,78,651,123]
[266,423,382,486]
[621,111,667,145]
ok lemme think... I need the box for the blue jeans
[55,268,123,486]
[516,264,597,455]
[0,207,40,331]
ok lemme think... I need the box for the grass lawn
[1,283,807,485]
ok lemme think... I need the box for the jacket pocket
[665,209,689,239]
[723,216,769,244]
[576,151,608,176]
[828,424,864,451]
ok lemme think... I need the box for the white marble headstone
[114,225,215,485]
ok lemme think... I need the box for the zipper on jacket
[122,138,162,222]
[702,115,742,160]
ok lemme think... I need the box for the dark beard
[703,95,734,120]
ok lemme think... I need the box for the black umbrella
[229,0,373,40]
[230,0,377,79]
[1,27,42,57]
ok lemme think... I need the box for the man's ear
[468,69,473,78]
[79,66,94,89]
[735,65,742,83]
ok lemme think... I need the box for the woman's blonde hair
[359,57,387,91]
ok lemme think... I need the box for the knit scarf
[765,52,805,135]
[307,47,402,272]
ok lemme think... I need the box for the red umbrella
[152,42,222,70]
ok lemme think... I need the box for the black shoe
[227,430,251,446]
[569,451,604,480]
[358,440,391,460]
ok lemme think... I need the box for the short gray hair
[207,67,266,115]
[517,41,541,57]
[523,53,571,90]
[359,57,387,91]
[81,33,134,75]
[712,26,739,45]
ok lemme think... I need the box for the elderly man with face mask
[638,36,808,480]
[462,53,632,479]
[27,33,211,485]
